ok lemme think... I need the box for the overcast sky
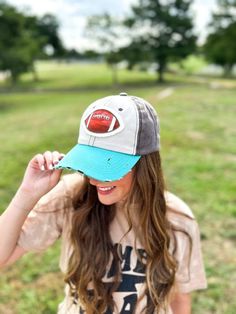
[7,0,217,50]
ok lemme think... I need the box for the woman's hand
[20,151,64,199]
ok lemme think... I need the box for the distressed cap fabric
[55,93,160,181]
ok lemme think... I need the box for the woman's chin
[98,197,116,206]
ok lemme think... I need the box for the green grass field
[0,62,236,313]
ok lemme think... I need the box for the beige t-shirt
[18,174,207,313]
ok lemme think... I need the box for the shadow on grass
[0,101,16,112]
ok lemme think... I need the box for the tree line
[0,0,236,83]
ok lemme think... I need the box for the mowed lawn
[0,62,236,314]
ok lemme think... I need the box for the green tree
[0,2,39,82]
[0,2,64,83]
[124,0,196,82]
[86,13,126,86]
[204,0,236,76]
[35,14,65,58]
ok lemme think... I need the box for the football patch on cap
[85,109,120,133]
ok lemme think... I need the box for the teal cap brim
[54,144,141,182]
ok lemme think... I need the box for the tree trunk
[32,63,39,82]
[10,70,18,85]
[157,61,166,83]
[158,68,164,83]
[111,64,118,87]
[223,63,233,77]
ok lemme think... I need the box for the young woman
[0,93,207,313]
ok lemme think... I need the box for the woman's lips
[97,186,116,195]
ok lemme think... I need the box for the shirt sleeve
[17,178,72,252]
[174,218,207,293]
[166,191,207,293]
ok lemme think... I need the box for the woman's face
[89,170,134,206]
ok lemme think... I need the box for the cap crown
[78,94,160,155]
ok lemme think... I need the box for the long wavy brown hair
[64,152,189,313]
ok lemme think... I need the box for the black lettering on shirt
[120,293,137,313]
[133,248,147,273]
[116,274,145,292]
[79,307,85,313]
[77,243,147,313]
[107,245,146,279]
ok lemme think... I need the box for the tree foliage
[33,14,65,57]
[204,0,236,75]
[0,1,64,82]
[0,2,36,82]
[86,2,196,83]
[86,13,126,85]
[124,0,196,82]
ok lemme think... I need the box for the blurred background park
[0,0,236,313]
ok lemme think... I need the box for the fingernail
[40,165,45,171]
[49,164,53,170]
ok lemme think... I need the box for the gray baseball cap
[55,92,160,181]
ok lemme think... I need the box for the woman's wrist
[11,186,41,213]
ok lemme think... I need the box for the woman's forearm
[170,293,191,314]
[0,151,63,267]
[0,187,39,266]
